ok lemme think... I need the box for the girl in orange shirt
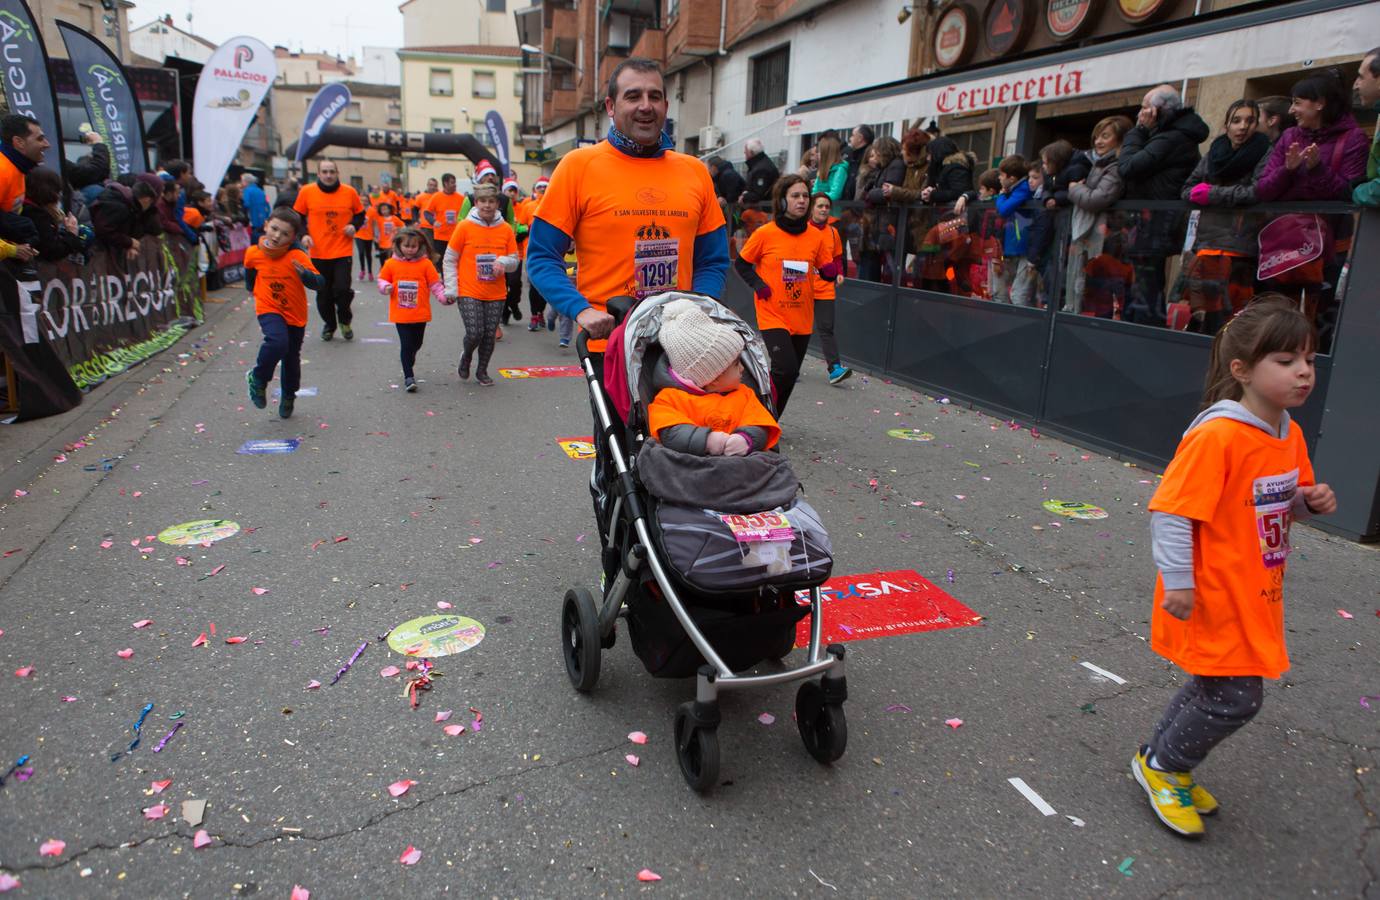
[355,196,375,282]
[378,227,446,392]
[733,175,838,416]
[807,192,850,385]
[442,184,518,386]
[371,202,405,271]
[1133,296,1336,839]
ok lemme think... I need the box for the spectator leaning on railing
[1350,48,1380,206]
[0,114,46,248]
[740,139,779,206]
[20,167,83,262]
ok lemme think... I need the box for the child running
[372,202,404,272]
[442,183,518,386]
[244,209,323,419]
[1133,295,1336,839]
[648,299,780,456]
[377,227,446,392]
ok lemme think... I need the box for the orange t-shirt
[1148,416,1317,679]
[738,221,833,335]
[536,141,725,351]
[426,191,468,243]
[0,154,24,213]
[372,214,404,251]
[513,195,536,260]
[811,220,843,301]
[183,207,205,230]
[376,190,402,215]
[648,383,780,450]
[244,245,319,328]
[415,192,434,227]
[446,218,517,301]
[292,182,364,261]
[355,206,374,241]
[379,256,441,324]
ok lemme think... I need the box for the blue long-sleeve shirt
[243,183,270,230]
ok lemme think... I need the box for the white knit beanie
[659,299,744,389]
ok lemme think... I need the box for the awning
[784,0,1380,135]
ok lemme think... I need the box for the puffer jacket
[1119,106,1210,200]
[927,151,976,205]
[1068,151,1124,242]
[1255,113,1369,202]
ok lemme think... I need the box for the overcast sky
[129,0,405,61]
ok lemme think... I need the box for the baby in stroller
[647,299,780,457]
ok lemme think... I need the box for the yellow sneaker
[1132,748,1205,838]
[1188,778,1218,816]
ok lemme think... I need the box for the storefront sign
[1046,0,1099,41]
[984,0,1033,57]
[1117,0,1169,25]
[933,2,977,69]
[791,569,982,647]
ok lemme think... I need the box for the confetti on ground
[944,718,963,728]
[132,620,152,629]
[251,587,270,595]
[1007,777,1057,816]
[628,731,647,745]
[443,724,466,736]
[625,754,640,766]
[435,710,452,722]
[637,869,662,882]
[1338,609,1354,619]
[885,704,911,713]
[14,666,34,677]
[150,779,172,793]
[224,636,247,645]
[380,666,401,678]
[757,713,775,725]
[193,829,213,848]
[117,648,134,659]
[291,887,309,900]
[38,839,64,857]
[1118,858,1135,876]
[0,873,19,892]
[191,633,208,648]
[399,845,422,866]
[389,779,416,797]
[143,803,170,820]
[1079,661,1127,685]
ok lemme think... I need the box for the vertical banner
[295,83,352,163]
[55,22,147,175]
[192,37,275,191]
[484,111,509,174]
[0,0,64,149]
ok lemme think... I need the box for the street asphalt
[0,278,1375,899]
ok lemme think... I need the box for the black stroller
[560,292,849,792]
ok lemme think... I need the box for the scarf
[606,124,673,159]
[1205,132,1270,183]
[316,179,341,194]
[774,213,807,235]
[0,144,37,175]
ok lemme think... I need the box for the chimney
[163,13,173,25]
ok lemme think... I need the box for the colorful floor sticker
[236,439,301,455]
[387,614,486,657]
[792,569,981,647]
[499,366,583,379]
[1042,500,1109,520]
[887,428,935,442]
[556,436,596,460]
[157,519,241,546]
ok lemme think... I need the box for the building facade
[26,0,132,62]
[273,47,357,88]
[129,15,214,64]
[272,81,404,193]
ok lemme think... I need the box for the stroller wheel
[561,588,601,692]
[673,702,720,793]
[795,681,848,764]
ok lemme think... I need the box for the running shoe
[340,323,354,341]
[405,377,417,393]
[321,326,335,342]
[358,270,366,281]
[559,339,569,349]
[528,314,542,332]
[546,314,556,332]
[278,395,294,419]
[1188,778,1219,816]
[246,370,266,409]
[1131,747,1204,838]
[828,363,853,385]
[476,373,494,386]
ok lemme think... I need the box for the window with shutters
[431,118,454,134]
[429,68,454,96]
[473,71,496,99]
[749,45,789,114]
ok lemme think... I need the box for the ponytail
[1200,294,1316,409]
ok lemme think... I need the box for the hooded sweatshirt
[1149,400,1317,678]
[442,206,519,300]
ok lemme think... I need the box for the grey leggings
[1149,675,1264,772]
[457,297,504,376]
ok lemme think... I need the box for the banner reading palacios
[24,237,201,389]
[193,37,275,192]
[56,21,148,175]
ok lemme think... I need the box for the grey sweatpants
[1149,675,1264,772]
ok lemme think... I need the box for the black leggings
[355,238,374,274]
[761,329,810,417]
[311,257,355,329]
[503,262,524,322]
[396,322,426,379]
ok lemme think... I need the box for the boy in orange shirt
[244,209,323,419]
[648,299,779,455]
[377,227,446,392]
[1133,296,1336,839]
[442,183,518,386]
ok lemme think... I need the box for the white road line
[1008,777,1057,816]
[1080,661,1127,685]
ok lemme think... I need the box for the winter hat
[659,299,744,389]
[474,160,497,182]
[534,176,550,191]
[502,178,519,193]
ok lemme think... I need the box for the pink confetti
[191,633,208,648]
[224,636,247,644]
[117,648,134,659]
[150,779,172,793]
[467,537,483,544]
[380,666,401,678]
[14,666,33,677]
[425,410,435,416]
[443,724,466,736]
[193,829,213,849]
[757,713,776,725]
[1338,609,1355,619]
[61,695,77,702]
[251,587,269,596]
[625,754,640,766]
[208,564,226,577]
[291,887,310,900]
[486,561,502,569]
[13,489,27,498]
[101,540,114,549]
[144,803,170,820]
[399,845,422,866]
[176,557,191,566]
[389,779,417,797]
[0,873,20,892]
[628,731,648,745]
[944,718,964,729]
[130,539,140,547]
[436,601,453,610]
[38,839,64,857]
[306,680,322,690]
[132,619,152,629]
[954,494,966,500]
[435,710,452,722]
[138,547,154,554]
[637,869,662,882]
